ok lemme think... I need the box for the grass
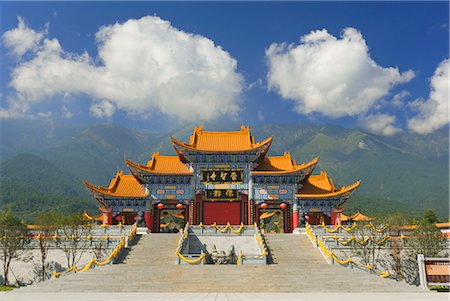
[0,285,17,291]
[428,285,450,292]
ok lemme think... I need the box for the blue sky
[1,1,448,134]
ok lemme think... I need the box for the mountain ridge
[0,120,448,220]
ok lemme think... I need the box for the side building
[84,125,360,233]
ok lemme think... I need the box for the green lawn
[0,285,16,291]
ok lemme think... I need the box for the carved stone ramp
[12,233,426,293]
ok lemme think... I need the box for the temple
[84,125,360,233]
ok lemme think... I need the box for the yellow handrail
[229,223,245,234]
[319,223,358,233]
[53,223,137,278]
[176,251,206,264]
[308,223,390,278]
[237,251,243,266]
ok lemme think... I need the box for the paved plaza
[0,292,448,301]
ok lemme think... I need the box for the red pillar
[144,211,153,231]
[292,202,299,230]
[331,207,343,226]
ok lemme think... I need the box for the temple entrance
[158,207,186,233]
[203,201,241,225]
[307,211,330,225]
[258,208,285,233]
[113,212,137,225]
[257,203,291,233]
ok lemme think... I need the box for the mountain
[251,124,449,215]
[0,120,448,220]
[0,153,97,221]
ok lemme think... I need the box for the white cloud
[3,16,244,122]
[408,59,449,134]
[2,17,45,57]
[62,104,73,119]
[361,113,401,136]
[266,28,414,118]
[392,90,410,108]
[0,96,30,119]
[248,78,264,90]
[90,100,115,118]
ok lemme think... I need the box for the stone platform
[6,233,429,294]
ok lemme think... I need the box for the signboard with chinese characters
[201,169,244,184]
[205,189,239,200]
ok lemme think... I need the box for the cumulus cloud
[2,17,45,57]
[391,90,410,108]
[2,16,244,121]
[266,28,414,118]
[361,113,401,136]
[408,59,449,134]
[90,100,115,118]
[0,96,30,119]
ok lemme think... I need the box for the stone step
[13,233,424,293]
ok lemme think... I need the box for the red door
[203,201,241,225]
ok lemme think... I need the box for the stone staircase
[13,233,424,293]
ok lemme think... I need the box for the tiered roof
[171,125,272,153]
[82,211,103,221]
[126,152,192,175]
[84,171,149,198]
[296,171,360,199]
[84,126,360,202]
[252,152,318,175]
[340,211,371,222]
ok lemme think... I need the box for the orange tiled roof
[252,152,318,174]
[296,171,360,198]
[340,213,352,222]
[126,152,192,175]
[171,125,272,152]
[82,212,103,221]
[84,171,149,198]
[435,222,450,228]
[351,211,371,221]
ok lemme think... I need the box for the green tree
[33,212,62,282]
[0,210,29,286]
[403,221,447,284]
[423,209,439,224]
[56,214,91,269]
[350,220,386,273]
[378,213,412,281]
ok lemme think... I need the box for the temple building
[84,125,360,233]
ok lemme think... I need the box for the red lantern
[157,203,164,210]
[260,203,268,209]
[176,203,183,209]
[280,203,287,210]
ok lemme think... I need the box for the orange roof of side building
[435,222,450,229]
[84,171,149,198]
[171,125,272,153]
[126,152,192,175]
[351,211,371,221]
[252,152,318,175]
[296,171,361,199]
[340,211,371,222]
[82,212,103,221]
